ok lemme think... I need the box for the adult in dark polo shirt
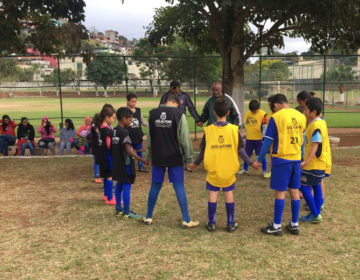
[159,81,201,122]
[144,94,199,229]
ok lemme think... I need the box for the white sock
[273,222,281,229]
[291,222,299,227]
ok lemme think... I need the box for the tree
[0,58,34,82]
[322,64,356,82]
[0,1,87,55]
[86,53,127,97]
[147,0,360,115]
[42,68,76,95]
[30,63,45,96]
[132,38,168,95]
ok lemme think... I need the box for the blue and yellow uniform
[258,108,306,191]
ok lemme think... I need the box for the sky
[84,0,311,54]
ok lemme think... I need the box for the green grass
[0,148,359,279]
[0,96,359,138]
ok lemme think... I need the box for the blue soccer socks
[146,182,163,219]
[274,199,285,226]
[313,184,323,214]
[301,185,319,217]
[208,202,217,225]
[173,182,190,223]
[291,199,300,225]
[115,182,123,211]
[122,183,132,215]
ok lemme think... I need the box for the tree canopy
[147,0,360,115]
[0,0,87,55]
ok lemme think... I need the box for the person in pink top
[75,116,92,155]
[0,115,17,156]
[38,116,56,156]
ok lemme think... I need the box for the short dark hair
[270,94,288,112]
[306,97,323,116]
[126,93,137,101]
[170,81,180,88]
[116,107,133,121]
[267,95,274,103]
[165,94,180,105]
[249,100,260,112]
[20,117,28,123]
[295,106,305,114]
[297,90,315,101]
[214,97,229,117]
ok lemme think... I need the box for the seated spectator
[0,115,17,156]
[59,119,77,155]
[38,116,56,156]
[76,116,91,155]
[17,117,35,156]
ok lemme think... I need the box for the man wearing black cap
[159,81,201,123]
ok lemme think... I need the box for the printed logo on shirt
[112,130,119,144]
[155,112,173,128]
[130,118,140,128]
[218,135,224,144]
[287,117,302,130]
[246,117,257,125]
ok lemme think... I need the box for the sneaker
[139,167,149,173]
[237,169,248,175]
[205,222,216,232]
[300,213,322,223]
[182,220,200,229]
[143,217,152,225]
[263,172,271,179]
[286,222,300,235]
[127,211,142,219]
[106,197,116,206]
[261,223,282,236]
[115,209,123,217]
[227,222,239,233]
[95,178,102,184]
[321,203,325,211]
[102,195,107,201]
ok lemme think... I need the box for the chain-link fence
[1,54,360,137]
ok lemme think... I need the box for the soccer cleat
[205,222,216,232]
[122,211,142,220]
[143,217,153,225]
[182,220,200,229]
[95,178,102,184]
[237,169,248,175]
[261,223,282,236]
[300,213,322,223]
[286,222,300,235]
[227,222,239,233]
[106,197,116,206]
[115,209,123,217]
[102,195,107,201]
[321,203,325,211]
[139,167,149,173]
[263,172,271,179]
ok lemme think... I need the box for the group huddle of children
[92,90,331,236]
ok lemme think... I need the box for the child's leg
[289,188,300,226]
[106,177,113,201]
[274,191,286,228]
[20,143,26,156]
[133,143,143,169]
[208,191,219,225]
[224,191,235,225]
[146,181,163,219]
[93,155,100,178]
[122,183,131,215]
[28,142,34,156]
[172,181,190,223]
[115,182,123,211]
[313,184,323,214]
[300,185,319,217]
[103,177,107,197]
[48,142,55,156]
[243,140,253,171]
[255,140,267,172]
[65,142,71,155]
[321,180,325,200]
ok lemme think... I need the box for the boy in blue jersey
[256,94,306,236]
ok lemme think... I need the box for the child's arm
[177,114,193,164]
[261,115,267,137]
[238,130,259,169]
[188,135,205,170]
[140,111,149,127]
[125,143,149,165]
[145,131,152,163]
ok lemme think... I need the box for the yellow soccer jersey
[244,109,266,140]
[204,123,240,187]
[268,108,306,161]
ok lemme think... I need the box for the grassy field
[0,97,359,138]
[0,148,359,279]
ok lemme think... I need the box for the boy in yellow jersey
[238,100,270,178]
[256,94,306,236]
[187,98,260,232]
[300,97,331,223]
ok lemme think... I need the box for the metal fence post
[322,55,327,116]
[193,57,197,139]
[57,55,64,128]
[258,55,262,103]
[123,56,129,95]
